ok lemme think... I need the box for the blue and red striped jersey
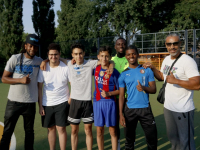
[93,65,120,102]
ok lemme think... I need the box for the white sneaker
[117,139,120,150]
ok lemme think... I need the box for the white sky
[23,0,61,33]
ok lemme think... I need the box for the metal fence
[55,29,200,69]
[131,29,200,69]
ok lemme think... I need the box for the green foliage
[22,32,29,42]
[56,0,181,43]
[164,0,200,31]
[0,0,23,60]
[32,0,55,59]
[56,0,200,57]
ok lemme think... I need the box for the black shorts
[68,99,93,125]
[42,101,70,128]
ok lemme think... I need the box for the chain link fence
[1,29,200,76]
[53,29,200,70]
[131,29,200,70]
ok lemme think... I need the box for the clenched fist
[20,74,31,84]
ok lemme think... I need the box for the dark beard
[26,51,35,58]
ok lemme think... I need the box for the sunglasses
[166,42,179,47]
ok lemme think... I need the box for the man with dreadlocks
[0,34,42,150]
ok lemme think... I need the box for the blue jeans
[0,100,36,150]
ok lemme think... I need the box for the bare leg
[71,124,79,150]
[56,126,67,150]
[109,126,118,150]
[96,126,104,150]
[84,124,93,150]
[48,126,56,150]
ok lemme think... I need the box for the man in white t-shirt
[38,43,70,150]
[143,33,200,150]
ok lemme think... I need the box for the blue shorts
[93,100,116,127]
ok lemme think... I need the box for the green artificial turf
[0,81,200,150]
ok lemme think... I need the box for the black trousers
[116,98,127,143]
[124,104,157,150]
[0,100,36,150]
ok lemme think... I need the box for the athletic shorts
[93,100,116,127]
[42,101,70,128]
[68,99,93,125]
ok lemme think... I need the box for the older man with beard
[143,33,200,150]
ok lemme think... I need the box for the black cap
[25,34,39,46]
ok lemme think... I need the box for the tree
[32,0,55,59]
[164,0,200,31]
[0,0,23,60]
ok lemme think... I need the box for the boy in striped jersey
[93,46,120,150]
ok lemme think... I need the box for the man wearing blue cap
[0,34,43,150]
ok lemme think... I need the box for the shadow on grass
[15,109,200,150]
[93,109,200,150]
[2,112,200,150]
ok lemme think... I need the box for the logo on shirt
[95,76,108,85]
[104,74,110,79]
[14,64,39,75]
[140,69,145,74]
[163,65,178,75]
[100,71,104,76]
[152,121,156,124]
[126,73,130,76]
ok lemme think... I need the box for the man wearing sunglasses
[143,33,200,150]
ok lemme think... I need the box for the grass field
[0,81,200,150]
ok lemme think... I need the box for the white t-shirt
[38,61,70,106]
[161,54,199,112]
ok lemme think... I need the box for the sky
[23,0,61,34]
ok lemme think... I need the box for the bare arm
[60,57,68,65]
[2,70,30,84]
[166,72,200,90]
[38,82,45,116]
[96,60,115,74]
[119,87,126,127]
[136,80,156,94]
[68,82,71,104]
[40,59,49,71]
[40,58,71,70]
[100,89,119,97]
[143,62,164,81]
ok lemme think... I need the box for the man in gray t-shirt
[67,43,97,150]
[0,34,42,150]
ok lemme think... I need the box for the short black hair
[98,46,112,56]
[71,43,85,52]
[126,45,139,54]
[115,37,127,45]
[48,43,61,52]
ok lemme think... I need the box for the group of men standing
[0,33,199,150]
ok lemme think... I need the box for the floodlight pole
[155,33,157,53]
[193,29,196,60]
[185,29,188,54]
[142,34,143,53]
